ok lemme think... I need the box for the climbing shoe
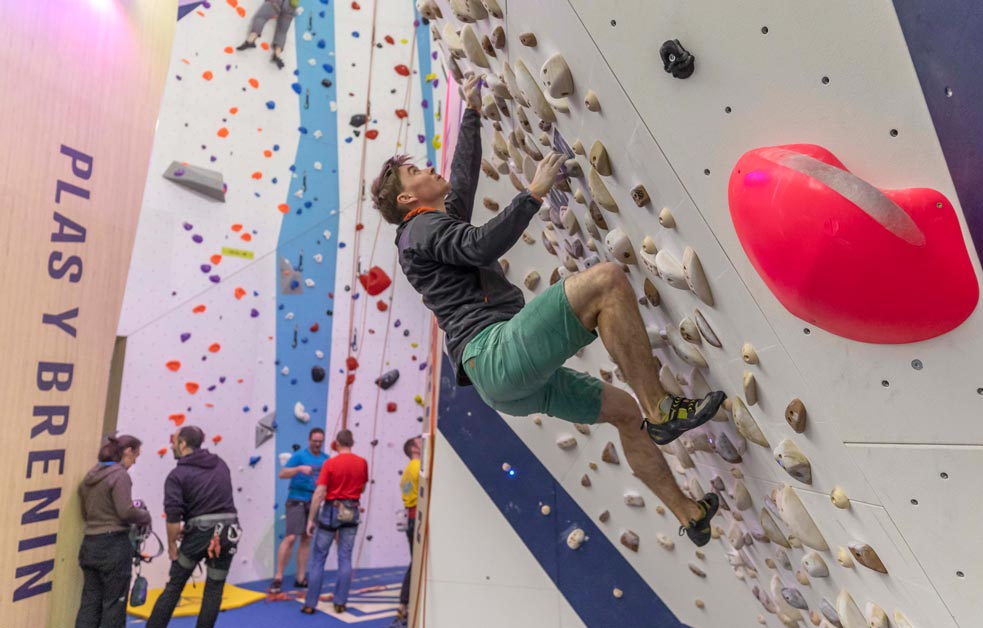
[640,391,726,445]
[679,492,719,547]
[236,40,256,51]
[294,579,308,589]
[271,54,285,70]
[300,606,315,615]
[334,604,347,613]
[267,578,282,594]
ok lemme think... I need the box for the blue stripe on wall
[412,10,437,169]
[437,355,689,628]
[273,0,342,571]
[893,0,983,265]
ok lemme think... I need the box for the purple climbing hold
[251,308,259,317]
[433,79,440,88]
[207,385,216,391]
[200,264,212,273]
[219,376,226,383]
[419,362,427,370]
[209,274,221,283]
[417,134,426,143]
[432,51,438,60]
[192,234,204,243]
[394,319,402,327]
[173,168,185,177]
[180,332,192,342]
[421,99,429,109]
[183,222,193,231]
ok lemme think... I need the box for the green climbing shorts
[462,278,604,424]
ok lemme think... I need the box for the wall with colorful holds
[418,1,983,627]
[115,0,439,586]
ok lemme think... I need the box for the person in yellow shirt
[396,436,421,621]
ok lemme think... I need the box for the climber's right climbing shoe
[640,391,726,445]
[679,492,719,547]
[236,40,256,51]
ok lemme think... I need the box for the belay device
[128,499,164,606]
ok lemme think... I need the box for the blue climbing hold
[249,455,262,467]
[266,101,276,109]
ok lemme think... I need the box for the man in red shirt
[301,429,368,615]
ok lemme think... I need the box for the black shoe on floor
[294,579,308,589]
[640,391,726,445]
[300,606,315,614]
[271,54,284,69]
[333,604,347,613]
[268,578,282,594]
[236,40,256,51]
[679,492,719,547]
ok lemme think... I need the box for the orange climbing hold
[185,382,200,394]
[236,6,246,17]
[229,107,239,115]
[217,127,229,138]
[158,447,168,457]
[277,203,290,214]
[212,435,223,444]
[234,287,247,299]
[248,77,259,88]
[260,42,269,50]
[202,70,214,81]
[251,171,262,179]
[166,360,182,372]
[263,149,273,158]
[208,343,221,353]
[241,233,252,242]
[226,0,237,7]
[231,223,243,232]
[224,46,234,54]
[193,304,207,314]
[169,413,186,426]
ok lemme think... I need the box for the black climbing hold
[375,368,400,390]
[312,365,326,382]
[366,535,373,541]
[321,78,333,88]
[349,113,367,128]
[660,39,695,79]
[370,439,379,446]
[291,443,301,451]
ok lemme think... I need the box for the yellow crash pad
[127,582,266,619]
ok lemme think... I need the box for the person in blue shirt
[269,427,327,593]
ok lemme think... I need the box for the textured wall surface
[420,1,983,627]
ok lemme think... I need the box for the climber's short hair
[371,154,414,225]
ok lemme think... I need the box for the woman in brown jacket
[74,435,152,628]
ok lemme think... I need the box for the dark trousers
[75,532,133,628]
[399,516,416,606]
[147,524,238,628]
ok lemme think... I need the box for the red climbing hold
[385,35,395,45]
[158,447,168,457]
[365,129,379,140]
[169,413,186,426]
[208,343,221,353]
[212,435,223,444]
[377,300,388,311]
[395,64,411,76]
[185,382,200,394]
[310,322,320,332]
[387,402,397,413]
[359,266,392,295]
[351,1,360,8]
[346,374,356,385]
[166,360,182,372]
[355,223,364,231]
[346,356,359,371]
[395,109,408,119]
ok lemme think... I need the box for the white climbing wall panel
[421,0,982,626]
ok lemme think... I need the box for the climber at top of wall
[370,74,725,547]
[236,0,299,70]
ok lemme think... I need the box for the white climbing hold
[294,401,310,423]
[604,227,636,264]
[658,207,676,229]
[866,603,888,628]
[313,161,322,170]
[281,366,290,375]
[836,546,855,568]
[278,452,292,466]
[741,342,759,364]
[566,528,586,550]
[734,481,752,511]
[802,551,829,577]
[836,590,867,628]
[587,166,619,213]
[659,365,685,396]
[760,507,791,548]
[304,278,315,288]
[732,396,770,447]
[480,0,503,19]
[284,312,295,320]
[612,588,623,598]
[589,140,612,176]
[314,350,324,359]
[540,504,551,515]
[666,323,708,368]
[514,58,556,123]
[540,53,574,99]
[679,317,701,344]
[655,250,688,289]
[524,271,540,290]
[682,247,713,305]
[743,371,758,406]
[556,435,577,450]
[830,486,850,509]
[313,253,323,263]
[584,89,600,112]
[656,533,675,550]
[624,493,645,508]
[777,484,829,551]
[774,439,813,484]
[323,229,332,240]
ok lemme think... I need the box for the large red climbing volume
[728,144,979,343]
[359,265,392,296]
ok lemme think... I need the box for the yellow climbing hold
[432,134,442,149]
[414,394,424,406]
[424,72,437,82]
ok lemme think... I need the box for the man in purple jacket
[147,426,240,628]
[370,75,723,546]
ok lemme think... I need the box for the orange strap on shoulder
[402,206,438,222]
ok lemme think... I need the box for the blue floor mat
[127,566,406,627]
